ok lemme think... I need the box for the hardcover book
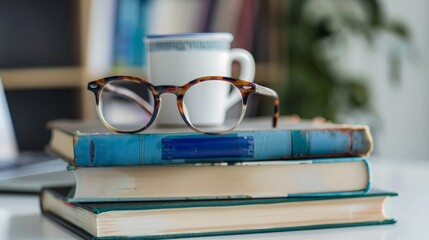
[67,157,371,201]
[47,117,373,167]
[40,186,397,239]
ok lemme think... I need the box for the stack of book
[41,117,397,239]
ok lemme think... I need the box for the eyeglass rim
[88,75,279,134]
[98,81,160,134]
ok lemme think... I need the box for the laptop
[0,78,74,193]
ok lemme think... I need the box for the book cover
[66,157,372,201]
[41,186,397,239]
[47,117,373,167]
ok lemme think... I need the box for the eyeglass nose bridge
[154,85,182,96]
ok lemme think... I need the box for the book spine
[73,128,372,167]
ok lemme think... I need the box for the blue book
[47,117,373,167]
[112,0,141,67]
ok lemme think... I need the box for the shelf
[0,67,82,90]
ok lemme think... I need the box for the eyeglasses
[88,76,279,135]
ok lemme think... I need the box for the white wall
[365,0,429,160]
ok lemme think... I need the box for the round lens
[182,80,244,133]
[99,80,155,132]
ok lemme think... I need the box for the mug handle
[226,48,256,109]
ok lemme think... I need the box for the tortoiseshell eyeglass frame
[88,76,279,135]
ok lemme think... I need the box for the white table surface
[1,157,428,240]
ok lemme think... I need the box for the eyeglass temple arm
[254,83,279,128]
[103,84,154,114]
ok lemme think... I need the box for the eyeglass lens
[182,80,244,133]
[99,80,155,132]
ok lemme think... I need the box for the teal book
[40,186,397,239]
[66,157,371,202]
[47,117,373,167]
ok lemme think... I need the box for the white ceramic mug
[144,33,255,127]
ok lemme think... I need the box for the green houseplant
[281,0,410,121]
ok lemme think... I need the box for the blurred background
[0,0,427,160]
